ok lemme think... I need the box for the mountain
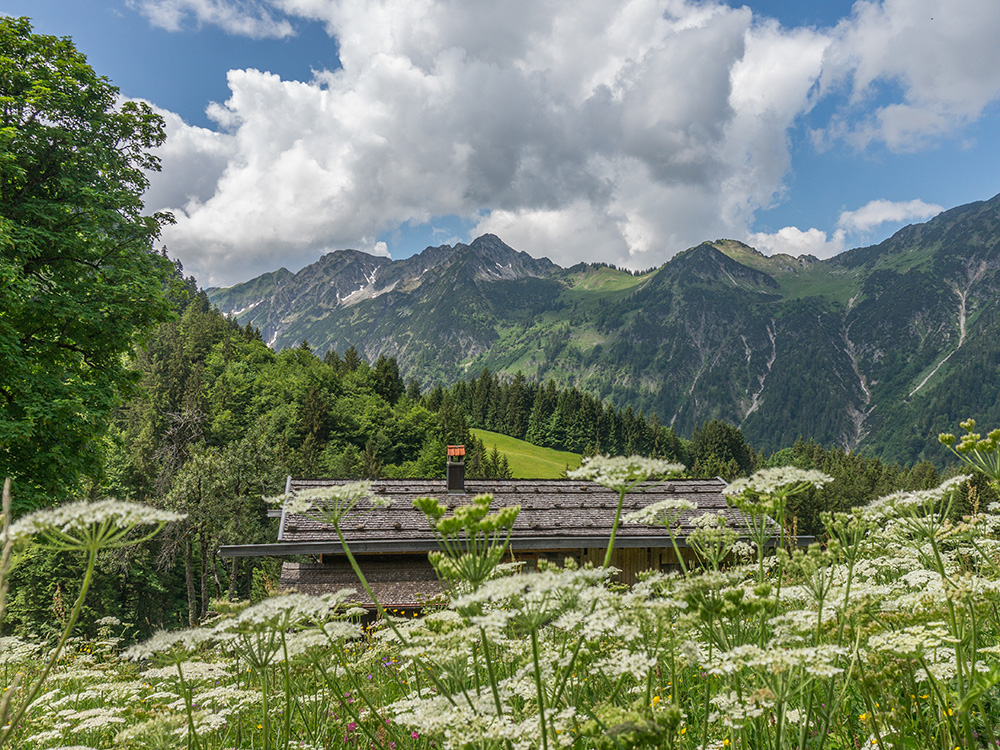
[207,194,1000,463]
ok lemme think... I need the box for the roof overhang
[218,535,815,558]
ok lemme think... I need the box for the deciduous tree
[0,17,174,507]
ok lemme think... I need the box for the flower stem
[603,487,628,568]
[530,627,549,750]
[0,547,97,748]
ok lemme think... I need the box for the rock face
[208,194,1000,463]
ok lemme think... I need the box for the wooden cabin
[217,464,776,611]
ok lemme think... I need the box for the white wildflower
[567,455,685,490]
[623,497,697,526]
[679,639,705,667]
[725,467,832,498]
[863,476,969,520]
[266,481,388,525]
[692,512,725,529]
[9,500,185,551]
[594,649,656,681]
[123,627,218,661]
[710,689,772,728]
[142,660,230,683]
[194,685,261,710]
[72,707,127,731]
[867,623,956,658]
[23,729,64,745]
[0,636,40,664]
[451,566,609,625]
[707,644,845,678]
[215,591,346,632]
[913,649,958,683]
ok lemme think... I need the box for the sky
[6,0,1000,288]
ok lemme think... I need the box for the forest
[7,19,1000,750]
[2,277,975,638]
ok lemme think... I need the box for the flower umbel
[9,500,185,552]
[266,481,388,526]
[568,456,685,492]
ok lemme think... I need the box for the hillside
[208,193,1000,463]
[470,429,581,478]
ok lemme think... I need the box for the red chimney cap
[447,445,466,457]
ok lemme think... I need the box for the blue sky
[5,0,1000,287]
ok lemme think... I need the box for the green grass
[470,429,581,478]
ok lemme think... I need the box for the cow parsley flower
[623,497,698,526]
[709,689,772,729]
[9,500,185,551]
[266,481,388,526]
[725,467,832,499]
[595,649,657,680]
[123,627,219,661]
[70,707,127,731]
[568,456,685,490]
[867,622,956,658]
[863,475,969,520]
[215,591,348,633]
[0,636,40,664]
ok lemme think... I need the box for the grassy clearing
[471,428,581,477]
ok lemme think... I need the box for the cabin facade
[218,471,765,611]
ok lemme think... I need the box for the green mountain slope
[470,429,581,478]
[208,193,1000,463]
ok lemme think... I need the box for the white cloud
[138,0,1000,286]
[141,105,236,216]
[749,197,944,259]
[748,227,847,259]
[818,0,1000,150]
[131,0,294,38]
[153,0,812,284]
[836,198,943,233]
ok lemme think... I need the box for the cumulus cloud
[817,0,1000,150]
[142,105,236,214]
[748,227,847,259]
[137,0,1000,285]
[836,198,943,233]
[131,0,294,38]
[748,197,944,259]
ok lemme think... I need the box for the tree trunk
[184,536,197,626]
[228,557,238,601]
[200,535,210,620]
[211,550,223,601]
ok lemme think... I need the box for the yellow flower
[651,696,660,707]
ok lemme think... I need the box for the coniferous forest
[8,16,1000,750]
[2,275,971,638]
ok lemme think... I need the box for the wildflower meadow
[3,422,1000,749]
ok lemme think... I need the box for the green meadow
[470,428,582,478]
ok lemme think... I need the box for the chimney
[447,445,465,493]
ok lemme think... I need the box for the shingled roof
[219,477,763,557]
[217,476,794,608]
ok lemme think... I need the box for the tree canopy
[0,17,175,508]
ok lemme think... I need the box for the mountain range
[207,193,1000,463]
